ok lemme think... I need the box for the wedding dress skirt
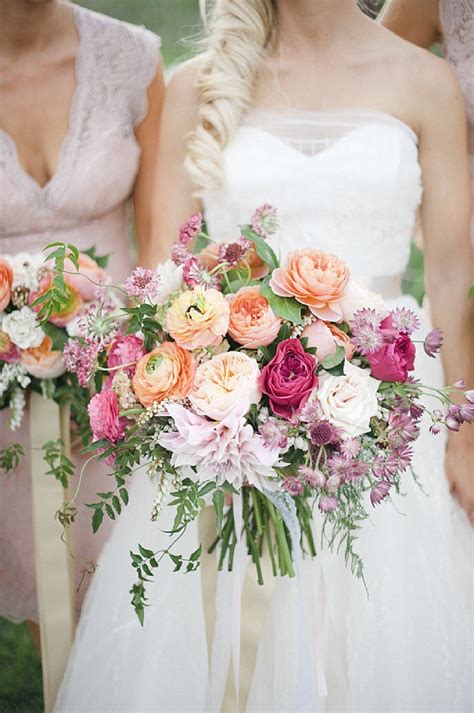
[56,111,472,712]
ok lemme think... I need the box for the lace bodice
[440,0,474,149]
[203,110,422,297]
[0,5,160,281]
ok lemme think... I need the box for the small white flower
[2,307,44,349]
[9,388,26,431]
[154,260,184,305]
[3,253,44,291]
[318,361,380,438]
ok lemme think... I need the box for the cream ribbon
[29,392,75,713]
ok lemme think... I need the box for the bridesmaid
[0,0,164,645]
[380,0,473,237]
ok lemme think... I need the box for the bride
[55,1,473,711]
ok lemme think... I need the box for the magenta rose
[367,316,416,382]
[259,338,318,419]
[107,335,146,378]
[88,390,127,444]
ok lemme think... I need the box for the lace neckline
[0,4,89,193]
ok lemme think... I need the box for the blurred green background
[1,0,425,711]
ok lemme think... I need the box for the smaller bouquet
[0,246,113,474]
[38,209,473,625]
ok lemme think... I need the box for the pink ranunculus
[367,316,416,383]
[259,338,318,420]
[302,319,355,361]
[107,335,146,378]
[0,329,20,363]
[88,390,127,444]
[63,253,108,301]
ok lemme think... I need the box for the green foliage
[42,439,75,488]
[123,303,163,352]
[320,345,346,375]
[32,242,79,322]
[0,443,25,475]
[82,246,110,269]
[260,277,304,325]
[241,226,279,271]
[401,242,425,306]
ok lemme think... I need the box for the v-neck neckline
[0,3,87,195]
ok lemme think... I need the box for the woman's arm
[133,66,166,268]
[147,60,202,267]
[379,0,441,48]
[418,56,473,520]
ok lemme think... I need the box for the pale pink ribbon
[231,493,244,709]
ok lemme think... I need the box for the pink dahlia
[158,403,281,491]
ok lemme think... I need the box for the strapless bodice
[203,110,422,297]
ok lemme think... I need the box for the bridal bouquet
[0,247,112,475]
[40,208,473,623]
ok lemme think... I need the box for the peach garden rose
[228,286,281,348]
[21,335,66,379]
[0,259,13,312]
[132,342,195,408]
[189,351,261,420]
[270,249,350,322]
[166,286,230,350]
[302,319,355,361]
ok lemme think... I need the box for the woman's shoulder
[75,4,161,64]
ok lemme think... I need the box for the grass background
[1,1,425,710]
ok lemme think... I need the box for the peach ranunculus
[228,286,281,349]
[302,319,355,361]
[270,249,350,322]
[21,335,66,379]
[62,253,108,302]
[199,242,269,280]
[30,274,83,327]
[166,286,230,351]
[0,260,13,312]
[189,351,261,420]
[132,342,195,408]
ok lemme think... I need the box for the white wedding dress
[55,110,472,713]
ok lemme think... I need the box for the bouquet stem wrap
[29,393,75,713]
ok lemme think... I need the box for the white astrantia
[339,277,386,323]
[154,260,184,305]
[2,307,45,349]
[318,361,380,438]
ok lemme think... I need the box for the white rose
[318,361,380,438]
[2,307,45,349]
[339,278,386,323]
[154,260,184,305]
[2,252,44,291]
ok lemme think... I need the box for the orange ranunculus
[21,335,66,378]
[228,286,281,349]
[166,286,229,351]
[132,342,195,408]
[0,259,13,312]
[270,249,350,322]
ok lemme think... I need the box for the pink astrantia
[251,204,279,239]
[389,307,420,335]
[259,418,289,451]
[299,465,326,489]
[124,267,160,302]
[319,495,339,513]
[423,328,443,358]
[283,476,304,496]
[182,256,222,289]
[218,238,252,267]
[159,403,281,491]
[171,243,190,267]
[339,437,361,460]
[370,480,391,506]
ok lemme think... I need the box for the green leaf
[212,490,225,535]
[138,544,155,559]
[105,504,116,520]
[260,278,304,325]
[321,345,346,371]
[241,227,279,270]
[92,508,104,533]
[82,246,110,269]
[468,284,474,301]
[190,545,202,562]
[192,233,211,254]
[42,322,69,350]
[112,495,122,515]
[119,487,130,506]
[199,482,216,497]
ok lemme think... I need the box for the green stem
[264,499,295,578]
[217,509,234,571]
[251,488,264,538]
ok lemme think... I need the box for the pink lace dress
[0,5,160,623]
[440,0,474,233]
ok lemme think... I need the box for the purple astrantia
[182,256,222,290]
[423,328,443,358]
[124,267,160,302]
[389,307,421,335]
[179,212,202,246]
[298,465,326,489]
[319,495,339,512]
[339,437,361,460]
[350,308,385,355]
[370,480,391,506]
[77,303,118,347]
[251,204,279,239]
[259,418,289,450]
[283,476,304,496]
[386,408,420,448]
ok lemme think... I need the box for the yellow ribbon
[29,393,75,713]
